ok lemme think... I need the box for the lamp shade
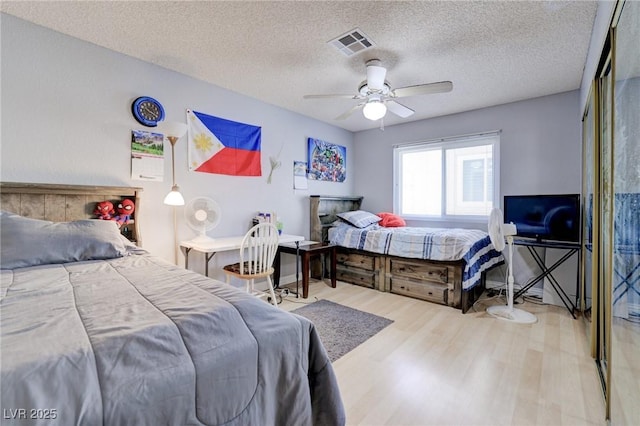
[362,100,387,120]
[158,121,188,139]
[164,185,185,206]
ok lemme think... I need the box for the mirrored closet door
[581,81,595,350]
[581,1,640,422]
[610,0,640,423]
[597,51,613,410]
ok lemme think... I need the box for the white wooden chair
[223,223,280,306]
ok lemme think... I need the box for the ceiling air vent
[328,28,375,57]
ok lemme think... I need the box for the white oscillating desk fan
[487,208,537,324]
[184,197,221,244]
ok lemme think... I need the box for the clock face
[132,96,165,127]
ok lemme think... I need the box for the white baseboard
[524,287,544,298]
[485,279,504,290]
[252,273,298,291]
[628,303,640,317]
[485,279,543,298]
[277,273,299,287]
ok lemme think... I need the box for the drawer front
[336,266,376,289]
[389,259,450,284]
[390,278,448,305]
[337,251,375,271]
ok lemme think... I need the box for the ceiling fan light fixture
[303,58,452,122]
[362,99,387,120]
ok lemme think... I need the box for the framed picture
[307,137,346,182]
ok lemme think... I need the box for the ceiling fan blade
[386,100,415,118]
[303,94,360,99]
[367,65,387,90]
[392,81,453,98]
[335,103,364,120]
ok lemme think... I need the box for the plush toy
[114,199,135,227]
[94,201,115,220]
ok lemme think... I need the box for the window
[393,132,500,221]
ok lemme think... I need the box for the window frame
[393,131,501,223]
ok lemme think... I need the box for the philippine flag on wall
[187,109,262,176]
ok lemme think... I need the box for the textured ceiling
[1,1,598,132]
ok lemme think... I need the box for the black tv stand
[512,238,581,319]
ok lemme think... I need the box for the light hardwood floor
[279,280,607,426]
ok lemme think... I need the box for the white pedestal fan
[487,208,537,324]
[184,197,221,244]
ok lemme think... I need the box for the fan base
[487,305,537,324]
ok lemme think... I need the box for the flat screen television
[503,194,580,243]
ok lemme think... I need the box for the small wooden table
[274,242,337,299]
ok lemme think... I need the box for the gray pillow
[336,210,381,228]
[1,211,127,269]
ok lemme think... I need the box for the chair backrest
[239,223,280,275]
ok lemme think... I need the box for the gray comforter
[1,254,345,426]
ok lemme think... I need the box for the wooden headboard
[309,195,363,243]
[0,182,143,246]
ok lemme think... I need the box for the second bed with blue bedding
[329,222,503,291]
[310,197,503,313]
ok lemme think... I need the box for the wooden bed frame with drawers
[310,195,485,313]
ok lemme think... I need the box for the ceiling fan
[303,59,453,121]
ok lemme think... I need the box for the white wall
[352,90,582,303]
[0,14,354,281]
[0,12,589,303]
[353,91,582,220]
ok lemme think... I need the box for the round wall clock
[131,96,165,127]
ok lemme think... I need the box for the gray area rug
[291,299,394,362]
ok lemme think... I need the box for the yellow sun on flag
[193,133,213,152]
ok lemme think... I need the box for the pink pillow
[377,212,406,227]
